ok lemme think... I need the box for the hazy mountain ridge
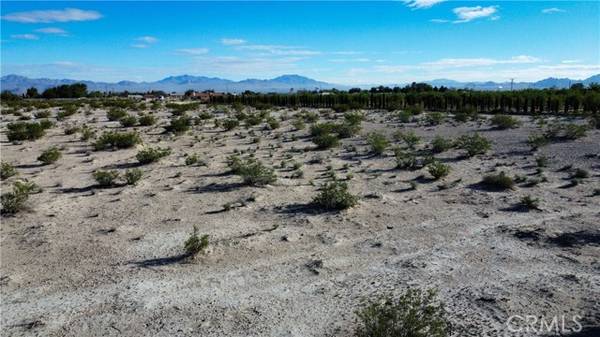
[1,74,599,94]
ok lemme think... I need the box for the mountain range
[1,74,599,94]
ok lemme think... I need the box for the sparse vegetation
[232,159,277,186]
[1,162,18,180]
[6,121,50,142]
[37,147,62,165]
[124,168,143,185]
[93,170,120,187]
[481,172,515,190]
[456,133,491,157]
[520,195,540,210]
[490,114,520,129]
[136,147,171,164]
[367,132,390,156]
[94,131,142,150]
[313,180,357,210]
[427,161,450,180]
[1,180,40,215]
[184,225,209,257]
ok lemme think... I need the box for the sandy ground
[1,104,599,337]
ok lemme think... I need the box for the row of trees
[23,83,88,99]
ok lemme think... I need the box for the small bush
[535,155,548,168]
[80,126,95,141]
[395,131,420,149]
[292,118,306,130]
[427,161,450,180]
[34,110,51,119]
[344,111,364,126]
[120,114,138,127]
[313,181,357,210]
[367,132,390,156]
[527,133,549,150]
[490,114,520,129]
[397,111,412,123]
[124,168,143,185]
[394,148,418,170]
[562,123,587,140]
[236,159,277,186]
[1,180,38,215]
[425,111,445,125]
[457,133,491,157]
[164,116,191,134]
[313,133,340,149]
[355,288,450,337]
[222,118,240,131]
[266,117,280,129]
[431,136,452,153]
[94,131,142,150]
[1,162,18,180]
[107,108,127,121]
[37,147,62,165]
[136,147,171,164]
[185,153,206,166]
[6,121,48,141]
[520,195,540,210]
[184,225,209,257]
[93,170,120,187]
[138,114,157,126]
[481,172,515,190]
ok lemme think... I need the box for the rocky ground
[1,103,599,337]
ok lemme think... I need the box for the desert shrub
[427,161,450,180]
[299,110,319,123]
[185,153,206,166]
[394,148,418,170]
[184,226,209,257]
[124,168,143,185]
[453,112,469,123]
[119,114,138,127]
[425,111,445,125]
[266,117,280,129]
[1,162,18,180]
[431,136,452,153]
[344,111,364,126]
[93,170,120,187]
[406,105,423,115]
[64,125,81,135]
[520,195,540,210]
[332,104,350,113]
[138,114,157,126]
[313,180,357,210]
[562,123,587,140]
[37,147,62,165]
[222,118,240,131]
[355,288,450,337]
[80,126,95,141]
[367,132,390,156]
[490,114,520,129]
[198,111,213,120]
[34,110,51,119]
[456,133,491,157]
[6,121,49,141]
[235,159,276,186]
[527,133,549,150]
[313,133,340,149]
[164,116,191,134]
[481,172,515,190]
[107,108,127,121]
[245,113,263,126]
[1,180,39,215]
[394,131,421,149]
[535,155,548,167]
[292,118,306,130]
[94,131,141,150]
[136,147,171,164]
[397,111,412,123]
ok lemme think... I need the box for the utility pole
[510,78,514,91]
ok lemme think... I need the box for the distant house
[189,91,224,103]
[143,94,164,101]
[127,94,143,100]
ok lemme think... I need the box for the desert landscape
[1,96,599,336]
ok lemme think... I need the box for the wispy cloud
[403,0,446,9]
[131,44,149,49]
[542,8,565,14]
[11,34,39,40]
[1,8,102,23]
[430,19,449,23]
[221,38,246,46]
[131,36,158,49]
[423,55,541,68]
[35,27,68,36]
[237,44,321,56]
[176,48,210,55]
[453,6,498,23]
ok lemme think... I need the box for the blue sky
[1,1,599,84]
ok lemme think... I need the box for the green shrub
[520,195,540,210]
[34,110,51,119]
[427,161,450,180]
[64,125,81,135]
[406,105,423,115]
[395,131,420,149]
[562,123,587,140]
[266,117,280,129]
[6,121,48,141]
[490,114,520,129]
[425,111,445,125]
[235,159,277,186]
[292,118,306,130]
[136,147,171,164]
[394,148,418,170]
[80,126,95,141]
[355,288,450,337]
[313,181,357,210]
[313,133,340,149]
[37,147,62,165]
[119,114,138,127]
[367,132,390,156]
[481,172,515,190]
[138,114,157,126]
[94,131,142,150]
[164,116,191,134]
[1,180,38,215]
[527,133,549,150]
[431,136,452,153]
[124,168,143,185]
[535,155,548,167]
[456,133,491,157]
[222,118,240,131]
[184,225,209,257]
[344,111,364,126]
[93,170,120,187]
[453,112,469,123]
[107,108,127,121]
[397,111,412,123]
[1,162,18,180]
[185,153,206,166]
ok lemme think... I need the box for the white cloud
[430,19,449,23]
[221,38,246,46]
[238,44,320,56]
[453,6,498,23]
[136,36,158,44]
[423,55,541,67]
[561,60,581,64]
[131,44,149,49]
[331,51,364,55]
[542,8,565,14]
[1,8,102,23]
[176,48,210,55]
[35,27,68,36]
[11,34,39,40]
[403,0,446,9]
